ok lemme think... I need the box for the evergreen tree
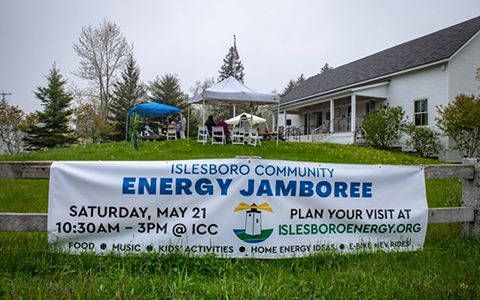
[297,74,306,84]
[110,55,146,141]
[23,64,77,150]
[218,47,245,83]
[281,79,298,98]
[214,46,246,119]
[281,74,306,97]
[320,63,334,73]
[148,74,186,109]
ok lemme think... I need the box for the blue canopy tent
[126,102,181,140]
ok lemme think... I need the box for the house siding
[446,33,480,161]
[449,33,480,99]
[387,64,449,159]
[278,17,480,162]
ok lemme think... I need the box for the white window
[414,99,428,126]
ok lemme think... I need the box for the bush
[362,106,407,150]
[405,124,445,157]
[436,94,480,158]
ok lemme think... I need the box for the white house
[279,16,480,162]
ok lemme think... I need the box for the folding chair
[231,127,246,145]
[167,128,177,140]
[248,129,262,147]
[211,126,225,145]
[197,126,209,144]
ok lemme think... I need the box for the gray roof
[281,15,480,104]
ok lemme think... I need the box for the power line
[1,91,12,101]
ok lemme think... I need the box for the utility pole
[1,91,12,101]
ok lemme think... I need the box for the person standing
[205,115,216,137]
[177,114,186,139]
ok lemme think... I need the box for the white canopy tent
[188,76,280,143]
[226,113,266,126]
[189,76,279,105]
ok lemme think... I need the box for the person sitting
[262,128,273,140]
[168,121,176,130]
[144,122,155,135]
[205,115,216,137]
[216,118,230,143]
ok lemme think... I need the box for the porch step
[313,133,331,143]
[286,135,312,142]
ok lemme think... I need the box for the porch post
[271,111,275,132]
[329,99,334,133]
[350,94,356,132]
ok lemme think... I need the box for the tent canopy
[188,76,279,105]
[226,113,266,126]
[128,102,181,117]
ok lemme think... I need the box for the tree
[190,77,233,120]
[436,93,480,158]
[148,74,187,110]
[0,96,26,153]
[23,65,77,150]
[70,85,115,143]
[73,19,133,119]
[73,101,114,144]
[189,77,216,95]
[362,105,407,150]
[297,74,306,84]
[281,80,297,98]
[218,47,245,83]
[188,77,216,137]
[216,45,246,119]
[281,74,306,97]
[320,63,334,73]
[110,54,146,141]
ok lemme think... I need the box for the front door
[304,114,308,135]
[316,111,323,127]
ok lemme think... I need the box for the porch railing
[332,116,364,133]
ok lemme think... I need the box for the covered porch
[279,82,389,144]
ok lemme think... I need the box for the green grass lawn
[1,140,478,299]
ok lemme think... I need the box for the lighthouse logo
[233,202,274,244]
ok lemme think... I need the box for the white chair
[167,128,177,140]
[248,128,262,147]
[231,127,246,145]
[197,126,209,144]
[211,126,225,145]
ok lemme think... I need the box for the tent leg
[276,105,280,146]
[187,104,190,139]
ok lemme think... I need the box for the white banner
[48,159,428,258]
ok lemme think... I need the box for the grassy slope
[0,139,441,164]
[1,140,478,299]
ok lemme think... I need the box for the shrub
[362,105,407,150]
[405,124,445,157]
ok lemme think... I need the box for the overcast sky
[1,0,479,113]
